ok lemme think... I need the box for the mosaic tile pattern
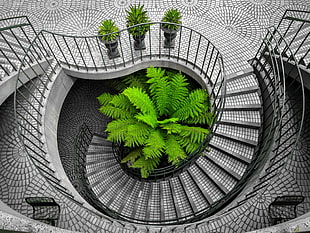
[0,0,310,232]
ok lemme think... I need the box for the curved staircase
[0,8,310,233]
[75,67,262,224]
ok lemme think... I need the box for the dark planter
[100,37,120,59]
[133,34,146,50]
[161,26,180,48]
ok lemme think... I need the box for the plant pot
[133,34,146,50]
[104,38,120,59]
[161,26,180,48]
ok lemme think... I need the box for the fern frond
[146,66,165,80]
[179,125,210,144]
[183,111,216,125]
[143,129,166,159]
[161,123,182,134]
[106,118,137,143]
[166,135,187,165]
[135,113,158,128]
[131,156,161,178]
[121,148,143,163]
[97,93,114,105]
[110,94,137,114]
[172,89,208,121]
[123,87,157,117]
[124,122,151,147]
[177,136,201,154]
[99,105,133,119]
[123,73,148,91]
[168,72,189,111]
[157,117,179,124]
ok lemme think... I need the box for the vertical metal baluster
[201,42,209,75]
[95,36,107,71]
[186,30,192,65]
[205,46,215,79]
[159,24,161,59]
[41,32,60,70]
[193,34,201,69]
[0,47,18,71]
[85,37,97,71]
[128,30,134,64]
[149,25,152,60]
[117,32,126,67]
[177,26,182,62]
[52,34,70,67]
[63,36,79,70]
[74,37,88,71]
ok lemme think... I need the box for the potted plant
[161,9,182,48]
[126,4,150,50]
[97,66,215,178]
[98,19,120,59]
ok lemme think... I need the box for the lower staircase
[83,68,263,224]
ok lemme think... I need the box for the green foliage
[162,9,182,31]
[98,66,214,178]
[126,4,150,36]
[98,19,119,42]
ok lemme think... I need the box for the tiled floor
[1,0,309,74]
[1,1,310,233]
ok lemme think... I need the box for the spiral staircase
[0,9,309,233]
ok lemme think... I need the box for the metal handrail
[11,20,227,225]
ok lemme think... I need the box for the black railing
[220,24,305,219]
[5,10,307,229]
[12,20,226,225]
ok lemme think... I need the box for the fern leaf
[166,135,187,165]
[146,66,165,80]
[99,105,134,119]
[135,113,158,128]
[168,72,189,111]
[183,111,215,125]
[121,148,143,164]
[97,93,114,105]
[123,73,148,91]
[106,118,137,143]
[123,87,157,117]
[110,94,136,113]
[161,123,182,134]
[124,122,152,147]
[131,156,161,178]
[172,89,208,121]
[143,129,166,159]
[157,117,179,124]
[177,136,201,154]
[179,125,210,144]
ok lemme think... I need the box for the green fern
[166,135,187,165]
[98,66,214,178]
[106,118,137,143]
[125,122,151,147]
[143,129,166,159]
[123,87,157,117]
[172,89,208,121]
[97,93,114,105]
[131,156,161,178]
[121,148,143,164]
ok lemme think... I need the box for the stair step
[220,110,261,125]
[214,132,258,147]
[225,85,259,97]
[217,119,261,128]
[160,180,178,220]
[169,177,194,218]
[209,137,253,164]
[121,181,143,218]
[133,182,151,220]
[221,104,261,110]
[188,165,224,203]
[226,67,254,81]
[205,147,247,180]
